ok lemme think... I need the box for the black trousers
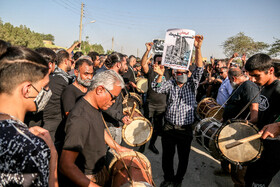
[161,123,193,183]
[245,139,280,187]
[144,103,166,145]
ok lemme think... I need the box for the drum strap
[101,115,133,183]
[234,86,263,120]
[211,83,243,120]
[121,92,129,109]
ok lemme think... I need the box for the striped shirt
[152,67,203,126]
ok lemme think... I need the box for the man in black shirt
[123,55,138,91]
[244,53,280,187]
[62,58,94,116]
[43,49,73,143]
[59,70,131,187]
[222,67,259,187]
[140,42,172,154]
[223,67,259,123]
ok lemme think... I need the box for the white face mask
[33,87,52,113]
[175,74,188,84]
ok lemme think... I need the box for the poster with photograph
[152,39,165,55]
[162,28,195,70]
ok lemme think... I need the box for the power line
[52,0,80,15]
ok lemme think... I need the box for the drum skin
[136,78,148,93]
[109,151,153,187]
[122,117,153,147]
[197,97,223,121]
[214,119,263,165]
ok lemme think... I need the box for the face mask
[33,86,52,113]
[175,74,188,84]
[231,81,238,89]
[77,73,91,87]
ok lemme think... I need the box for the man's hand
[194,35,204,49]
[259,123,280,139]
[232,53,239,58]
[145,42,153,52]
[122,116,132,125]
[29,126,55,151]
[129,82,137,88]
[153,64,165,76]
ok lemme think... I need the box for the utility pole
[137,48,139,58]
[79,2,84,50]
[112,37,114,51]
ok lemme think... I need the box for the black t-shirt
[123,66,136,84]
[43,74,69,141]
[257,79,280,129]
[223,80,260,121]
[63,98,107,175]
[146,66,172,106]
[61,84,85,114]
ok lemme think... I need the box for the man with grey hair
[60,70,130,186]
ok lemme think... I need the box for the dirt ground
[129,137,280,187]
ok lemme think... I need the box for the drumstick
[225,134,261,149]
[129,102,137,119]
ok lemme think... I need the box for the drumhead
[196,97,218,119]
[122,117,153,147]
[215,119,263,165]
[205,106,224,121]
[136,78,148,93]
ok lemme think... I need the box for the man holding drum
[152,35,204,187]
[60,70,131,187]
[244,53,280,187]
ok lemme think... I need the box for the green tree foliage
[77,40,105,54]
[222,32,269,57]
[0,20,54,49]
[268,38,280,57]
[42,34,55,42]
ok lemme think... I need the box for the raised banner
[162,28,195,70]
[152,39,165,55]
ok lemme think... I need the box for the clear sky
[0,0,279,59]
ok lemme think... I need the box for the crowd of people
[0,36,280,187]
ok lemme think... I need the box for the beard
[77,73,91,87]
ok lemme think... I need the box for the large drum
[123,93,143,109]
[122,117,153,147]
[136,78,148,93]
[214,119,263,165]
[194,117,222,160]
[109,151,154,187]
[197,97,224,121]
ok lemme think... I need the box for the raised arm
[227,53,239,68]
[141,42,153,74]
[67,41,81,54]
[194,35,204,67]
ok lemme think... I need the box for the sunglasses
[104,87,117,101]
[218,71,224,74]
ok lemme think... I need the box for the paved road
[129,137,280,187]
